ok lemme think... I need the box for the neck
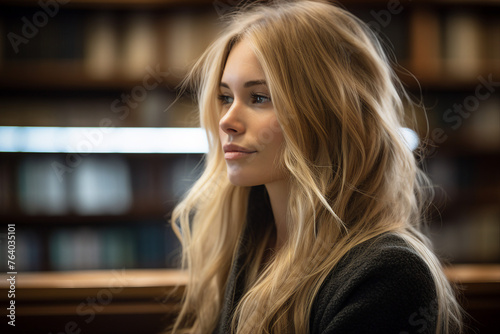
[265,179,289,251]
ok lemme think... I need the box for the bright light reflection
[0,126,208,153]
[399,127,420,152]
[0,126,418,153]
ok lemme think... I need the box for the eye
[217,94,234,105]
[251,93,271,104]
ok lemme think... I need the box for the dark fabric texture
[309,234,438,334]
[213,232,438,334]
[213,185,274,334]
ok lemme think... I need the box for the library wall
[0,0,499,333]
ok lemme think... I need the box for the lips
[223,143,257,160]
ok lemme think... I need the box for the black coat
[213,233,438,334]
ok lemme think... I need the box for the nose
[219,101,246,135]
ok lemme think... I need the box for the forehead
[221,39,266,85]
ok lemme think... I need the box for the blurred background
[0,0,499,333]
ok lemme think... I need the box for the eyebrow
[220,80,267,89]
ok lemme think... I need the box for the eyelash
[250,93,271,104]
[217,93,271,105]
[217,94,233,105]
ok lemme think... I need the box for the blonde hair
[169,1,463,333]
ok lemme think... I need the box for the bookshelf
[344,1,500,266]
[0,0,499,333]
[0,0,218,274]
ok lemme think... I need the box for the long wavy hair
[168,1,463,333]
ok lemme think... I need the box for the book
[57,10,84,60]
[0,17,4,69]
[443,11,482,80]
[0,160,11,214]
[466,97,500,150]
[18,155,69,215]
[70,155,132,215]
[485,17,500,73]
[84,12,118,80]
[121,12,157,80]
[17,229,43,271]
[74,227,102,269]
[50,228,75,271]
[474,208,500,262]
[137,222,166,269]
[163,11,218,76]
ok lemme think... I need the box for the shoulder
[331,233,436,286]
[310,233,438,334]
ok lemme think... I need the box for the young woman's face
[218,39,286,187]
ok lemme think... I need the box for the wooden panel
[1,267,499,333]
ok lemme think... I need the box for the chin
[227,175,253,187]
[227,172,262,187]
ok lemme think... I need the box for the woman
[169,0,463,333]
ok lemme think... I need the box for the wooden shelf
[0,61,181,91]
[444,264,500,283]
[2,59,498,92]
[8,268,188,290]
[2,265,496,291]
[340,0,500,5]
[0,0,215,8]
[0,266,499,333]
[0,270,188,334]
[429,0,500,6]
[0,213,173,225]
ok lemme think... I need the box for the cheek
[255,117,283,151]
[270,132,285,167]
[269,117,282,134]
